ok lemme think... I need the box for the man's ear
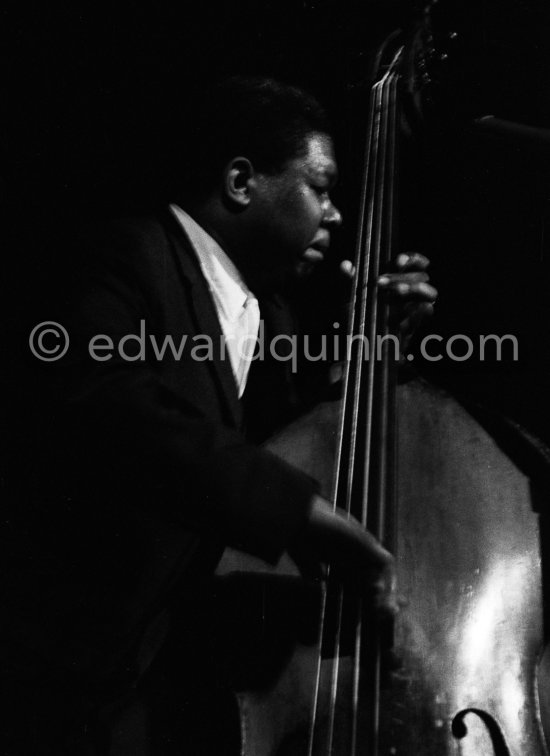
[223,157,255,208]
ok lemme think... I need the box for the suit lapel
[159,209,243,429]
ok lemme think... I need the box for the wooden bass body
[217,376,549,755]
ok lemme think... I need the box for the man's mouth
[302,247,325,263]
[302,241,329,263]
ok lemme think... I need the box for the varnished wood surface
[218,377,549,754]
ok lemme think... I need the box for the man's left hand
[377,252,438,346]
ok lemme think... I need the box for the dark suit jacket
[3,209,317,685]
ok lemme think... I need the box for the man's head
[181,76,342,288]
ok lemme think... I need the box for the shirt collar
[169,203,253,322]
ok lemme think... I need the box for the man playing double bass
[2,76,437,754]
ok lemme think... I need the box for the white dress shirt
[169,203,260,397]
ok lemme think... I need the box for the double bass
[217,4,550,753]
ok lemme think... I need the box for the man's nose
[324,200,343,227]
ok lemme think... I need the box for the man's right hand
[289,495,397,617]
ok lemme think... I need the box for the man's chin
[292,260,317,279]
[248,257,319,293]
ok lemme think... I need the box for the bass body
[218,375,549,755]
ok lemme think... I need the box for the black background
[3,0,550,444]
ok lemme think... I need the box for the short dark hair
[178,76,331,200]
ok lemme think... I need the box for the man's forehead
[300,133,338,180]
